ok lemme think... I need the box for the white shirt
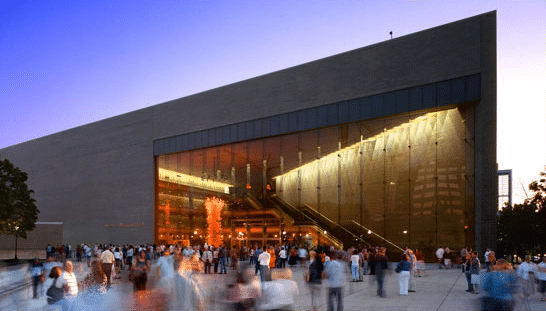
[484,251,490,263]
[258,279,299,309]
[279,249,287,259]
[537,262,546,281]
[435,248,444,259]
[157,256,174,279]
[517,261,537,280]
[258,251,271,266]
[60,271,78,297]
[350,254,360,265]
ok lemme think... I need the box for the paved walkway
[2,261,545,310]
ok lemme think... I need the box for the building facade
[1,12,497,253]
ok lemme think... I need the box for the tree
[0,156,39,260]
[497,167,546,259]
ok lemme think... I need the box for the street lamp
[14,225,19,260]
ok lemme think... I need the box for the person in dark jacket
[375,248,388,297]
[307,250,323,311]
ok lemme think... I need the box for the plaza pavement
[3,260,546,310]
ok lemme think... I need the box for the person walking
[219,246,228,274]
[350,249,360,282]
[130,250,149,292]
[279,247,287,268]
[470,251,481,294]
[258,247,272,282]
[396,254,411,295]
[307,250,324,311]
[59,260,78,311]
[375,248,388,297]
[202,247,213,274]
[100,245,115,288]
[324,250,345,311]
[537,255,546,301]
[29,258,45,299]
[517,255,537,298]
[480,259,518,311]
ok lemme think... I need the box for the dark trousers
[102,263,113,286]
[376,269,385,297]
[214,258,219,273]
[204,260,212,274]
[465,272,473,291]
[328,287,343,311]
[280,258,286,268]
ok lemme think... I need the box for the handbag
[46,278,64,305]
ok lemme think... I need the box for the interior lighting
[368,230,372,234]
[274,110,448,179]
[403,230,408,234]
[158,168,232,194]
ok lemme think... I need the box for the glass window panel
[264,137,281,186]
[179,152,191,175]
[204,147,218,180]
[300,130,318,210]
[219,145,233,183]
[191,149,204,177]
[436,108,466,248]
[248,140,264,192]
[361,119,385,236]
[232,142,247,187]
[409,111,438,247]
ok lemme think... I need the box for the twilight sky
[1,0,545,204]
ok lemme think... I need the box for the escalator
[266,196,369,249]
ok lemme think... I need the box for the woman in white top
[350,250,360,282]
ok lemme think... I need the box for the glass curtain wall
[156,106,473,249]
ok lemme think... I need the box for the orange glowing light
[205,197,225,247]
[165,200,170,225]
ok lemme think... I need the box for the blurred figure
[202,246,213,274]
[375,248,388,298]
[29,258,45,299]
[279,247,287,268]
[76,259,107,309]
[516,255,536,298]
[470,251,481,294]
[226,264,261,311]
[324,250,345,311]
[537,255,546,301]
[396,254,411,296]
[58,260,78,311]
[307,250,324,311]
[100,245,115,288]
[480,259,517,311]
[414,248,426,277]
[46,266,64,306]
[436,246,445,269]
[350,249,360,282]
[258,268,299,310]
[258,246,272,282]
[169,255,204,310]
[130,250,149,292]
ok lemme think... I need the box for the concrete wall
[0,12,496,249]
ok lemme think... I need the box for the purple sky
[1,0,545,203]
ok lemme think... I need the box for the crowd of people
[23,242,546,311]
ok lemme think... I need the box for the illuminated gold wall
[156,106,475,249]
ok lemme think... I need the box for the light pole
[14,225,19,260]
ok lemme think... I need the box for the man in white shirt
[258,247,271,281]
[202,247,213,274]
[537,256,546,301]
[517,255,537,297]
[435,246,445,269]
[100,246,115,288]
[279,247,287,268]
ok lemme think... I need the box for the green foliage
[0,156,39,239]
[497,167,546,257]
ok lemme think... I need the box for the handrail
[268,196,343,248]
[300,204,371,247]
[346,220,404,251]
